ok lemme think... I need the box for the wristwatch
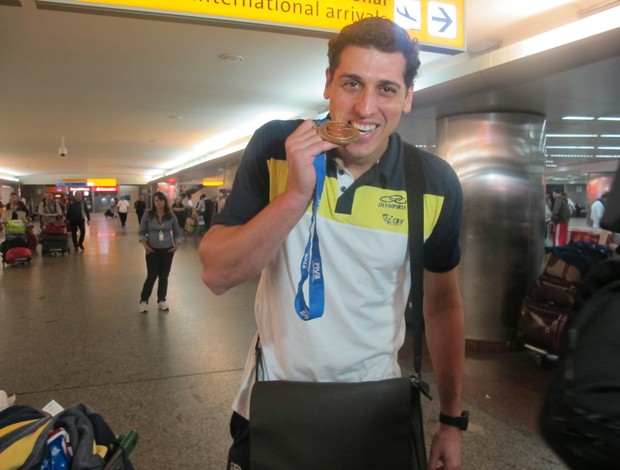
[439,411,469,431]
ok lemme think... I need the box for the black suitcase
[517,296,571,356]
[40,233,70,255]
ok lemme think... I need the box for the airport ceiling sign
[38,0,464,53]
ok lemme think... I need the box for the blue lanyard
[294,131,327,321]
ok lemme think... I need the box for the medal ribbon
[294,121,327,321]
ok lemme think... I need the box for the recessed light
[168,115,184,120]
[219,53,244,62]
[546,134,597,138]
[562,116,595,120]
[546,145,595,149]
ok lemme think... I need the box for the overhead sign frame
[37,0,464,53]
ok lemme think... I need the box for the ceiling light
[596,154,620,158]
[546,145,595,149]
[59,136,67,157]
[546,153,595,158]
[561,116,595,120]
[546,134,597,138]
[598,117,620,121]
[218,53,244,62]
[0,174,19,182]
[601,134,620,138]
[598,146,620,150]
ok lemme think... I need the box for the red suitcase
[43,222,67,235]
[3,246,32,266]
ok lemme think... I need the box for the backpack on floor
[539,259,620,470]
[0,403,137,470]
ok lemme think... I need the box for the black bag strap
[403,143,425,376]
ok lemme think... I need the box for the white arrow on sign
[428,2,457,38]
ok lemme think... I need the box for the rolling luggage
[3,246,32,266]
[40,234,70,255]
[517,242,609,367]
[42,221,67,235]
[1,235,32,267]
[40,222,70,255]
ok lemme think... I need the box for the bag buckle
[410,373,432,400]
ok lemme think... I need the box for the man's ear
[323,67,332,100]
[403,84,414,114]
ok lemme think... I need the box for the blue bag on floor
[0,403,136,470]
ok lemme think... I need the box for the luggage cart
[1,220,32,267]
[40,221,70,256]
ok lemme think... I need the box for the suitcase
[42,222,67,235]
[2,246,32,266]
[5,219,26,235]
[517,296,570,356]
[1,235,28,254]
[543,252,582,283]
[40,233,70,255]
[533,273,579,308]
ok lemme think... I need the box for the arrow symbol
[432,6,452,33]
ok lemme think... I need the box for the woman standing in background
[138,192,183,313]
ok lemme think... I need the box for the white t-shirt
[117,199,130,214]
[591,199,605,228]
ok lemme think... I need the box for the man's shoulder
[260,119,303,135]
[402,143,461,194]
[251,119,303,150]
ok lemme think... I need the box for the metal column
[436,112,546,345]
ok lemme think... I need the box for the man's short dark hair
[327,17,421,86]
[602,191,610,199]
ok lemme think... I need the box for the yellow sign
[40,0,464,52]
[88,178,118,186]
[203,177,225,187]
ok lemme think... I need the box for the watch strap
[439,411,469,431]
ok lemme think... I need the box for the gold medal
[318,121,360,145]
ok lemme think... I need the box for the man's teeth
[352,123,377,133]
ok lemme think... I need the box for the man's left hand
[427,425,462,469]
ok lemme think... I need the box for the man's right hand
[284,120,337,208]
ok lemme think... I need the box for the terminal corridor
[0,214,569,469]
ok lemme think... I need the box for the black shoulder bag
[249,143,429,470]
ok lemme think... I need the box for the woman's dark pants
[140,248,174,303]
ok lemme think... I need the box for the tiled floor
[0,213,569,469]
